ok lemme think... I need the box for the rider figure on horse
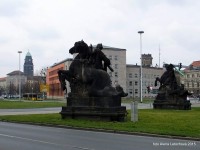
[89,43,113,72]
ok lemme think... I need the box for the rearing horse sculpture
[58,40,127,97]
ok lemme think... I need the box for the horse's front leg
[58,70,69,91]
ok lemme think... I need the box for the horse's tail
[155,77,159,86]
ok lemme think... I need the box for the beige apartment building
[0,77,6,95]
[181,61,200,96]
[6,70,27,96]
[182,70,200,95]
[101,46,127,92]
[102,48,164,98]
[126,64,163,98]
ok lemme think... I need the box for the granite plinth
[153,100,191,110]
[60,96,127,121]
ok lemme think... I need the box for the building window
[192,82,194,87]
[115,72,118,77]
[114,55,118,60]
[135,74,138,78]
[135,89,138,94]
[129,89,133,94]
[129,81,132,86]
[109,55,112,60]
[135,81,138,86]
[129,73,132,78]
[115,64,118,69]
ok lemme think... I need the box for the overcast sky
[0,0,200,77]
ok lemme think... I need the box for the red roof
[0,77,6,81]
[191,61,200,67]
[7,70,25,76]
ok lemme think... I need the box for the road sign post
[131,101,138,122]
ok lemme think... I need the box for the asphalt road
[0,122,199,150]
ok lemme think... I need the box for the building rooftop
[7,70,25,76]
[190,60,200,67]
[93,45,126,51]
[126,64,163,69]
[26,51,32,57]
[126,64,140,68]
[51,58,73,68]
[0,77,6,82]
[185,60,200,71]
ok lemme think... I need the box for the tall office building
[24,51,34,76]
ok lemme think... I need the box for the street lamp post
[138,31,144,103]
[18,51,22,101]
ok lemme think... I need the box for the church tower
[24,51,34,76]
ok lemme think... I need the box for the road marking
[0,133,94,150]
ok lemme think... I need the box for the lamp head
[138,31,144,34]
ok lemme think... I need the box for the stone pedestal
[60,96,127,121]
[153,99,191,110]
[153,83,192,110]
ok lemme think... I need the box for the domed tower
[24,51,34,76]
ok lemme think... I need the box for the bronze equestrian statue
[58,40,127,97]
[59,40,127,121]
[153,63,191,110]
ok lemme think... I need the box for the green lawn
[0,108,199,138]
[0,100,64,109]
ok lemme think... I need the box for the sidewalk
[0,101,199,116]
[122,103,153,110]
[0,107,60,116]
[123,100,200,109]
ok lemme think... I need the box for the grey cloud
[28,28,61,40]
[0,0,200,77]
[0,37,9,44]
[0,0,28,17]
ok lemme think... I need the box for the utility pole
[18,51,22,101]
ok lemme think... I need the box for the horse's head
[69,40,90,55]
[164,64,174,71]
